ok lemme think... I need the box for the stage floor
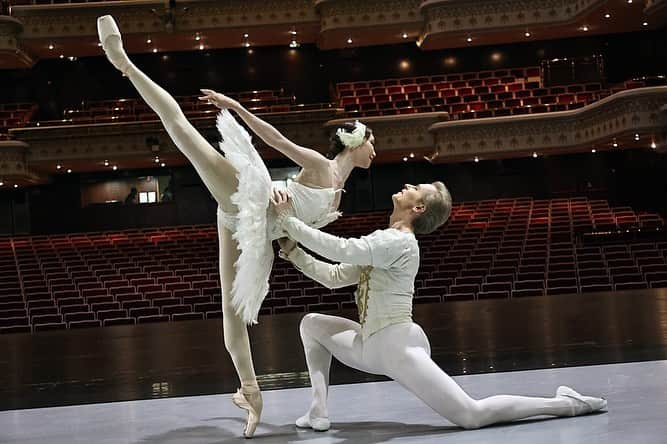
[1,360,665,444]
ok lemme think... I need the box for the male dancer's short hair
[412,181,452,235]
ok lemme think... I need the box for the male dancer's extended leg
[367,323,605,430]
[97,15,237,212]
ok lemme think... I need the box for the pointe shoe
[556,386,607,416]
[96,15,131,74]
[231,387,263,438]
[295,412,330,431]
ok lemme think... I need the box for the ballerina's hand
[198,89,239,110]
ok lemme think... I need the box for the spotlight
[56,164,62,170]
[146,38,152,44]
[582,25,589,32]
[403,157,408,162]
[474,156,479,162]
[289,40,299,48]
[650,141,657,149]
[161,162,166,167]
[59,54,64,59]
[152,48,158,53]
[199,44,204,50]
[402,32,408,39]
[634,133,640,141]
[48,44,54,50]
[13,184,18,188]
[0,181,3,186]
[112,165,118,171]
[532,152,538,158]
[154,157,160,163]
[591,149,596,153]
[244,33,249,38]
[347,37,353,44]
[466,36,473,43]
[409,153,415,158]
[195,34,201,41]
[613,141,618,147]
[290,30,297,36]
[244,42,251,48]
[524,32,531,37]
[642,21,648,26]
[604,13,611,19]
[67,168,72,173]
[104,160,109,166]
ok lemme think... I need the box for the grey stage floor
[1,360,665,444]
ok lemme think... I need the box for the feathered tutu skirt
[215,109,275,325]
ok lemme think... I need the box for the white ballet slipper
[231,387,263,438]
[295,412,330,431]
[96,15,131,74]
[556,386,607,416]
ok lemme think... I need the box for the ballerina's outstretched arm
[199,89,330,170]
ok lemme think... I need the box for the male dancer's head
[390,182,452,234]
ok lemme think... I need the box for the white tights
[114,45,258,390]
[300,313,577,429]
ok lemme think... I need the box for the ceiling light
[402,32,408,39]
[650,141,657,149]
[247,49,254,54]
[642,21,648,26]
[243,33,249,38]
[604,13,611,19]
[67,168,72,173]
[0,181,3,186]
[347,37,353,44]
[289,40,299,48]
[409,153,415,158]
[244,42,251,47]
[474,156,479,162]
[612,141,618,147]
[56,164,61,170]
[161,162,166,167]
[627,0,633,3]
[59,54,64,59]
[199,44,204,50]
[524,32,531,37]
[146,37,152,44]
[152,48,158,53]
[104,160,109,166]
[290,30,297,36]
[195,34,201,41]
[68,56,77,61]
[112,165,118,171]
[532,152,538,158]
[154,157,160,163]
[582,25,589,32]
[591,149,596,153]
[13,184,18,188]
[48,44,54,50]
[402,157,408,162]
[634,133,640,141]
[466,36,473,42]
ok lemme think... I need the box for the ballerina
[96,15,376,438]
[273,183,607,431]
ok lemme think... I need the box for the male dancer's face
[392,183,436,211]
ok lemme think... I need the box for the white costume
[215,110,342,324]
[279,216,607,430]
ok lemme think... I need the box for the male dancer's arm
[279,215,403,268]
[282,246,361,289]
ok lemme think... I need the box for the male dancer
[271,183,606,431]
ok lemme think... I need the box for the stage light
[402,32,408,39]
[650,141,657,149]
[532,152,538,158]
[146,38,152,44]
[403,157,408,162]
[409,153,415,158]
[466,36,473,43]
[48,44,54,50]
[161,162,166,167]
[152,48,158,53]
[474,156,479,162]
[56,164,61,170]
[347,37,353,44]
[604,13,611,19]
[112,165,118,171]
[67,168,72,173]
[524,32,531,37]
[582,25,589,31]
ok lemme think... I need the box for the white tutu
[216,110,273,325]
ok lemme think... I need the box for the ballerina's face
[351,133,376,169]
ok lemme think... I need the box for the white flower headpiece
[336,120,367,149]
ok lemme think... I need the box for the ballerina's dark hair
[326,122,373,160]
